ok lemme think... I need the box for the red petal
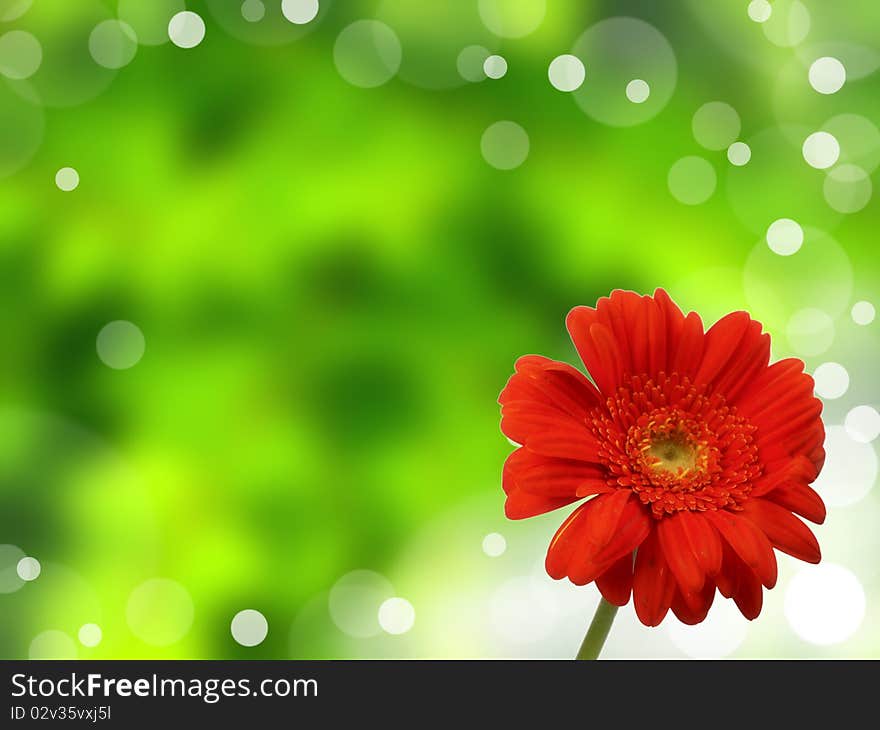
[504,487,579,520]
[753,398,823,449]
[568,290,696,392]
[567,491,639,585]
[601,290,689,379]
[715,543,739,599]
[737,357,804,408]
[503,448,610,498]
[693,311,753,388]
[671,581,716,625]
[594,497,652,563]
[653,289,685,372]
[545,503,592,579]
[741,499,821,564]
[671,311,705,378]
[705,510,777,589]
[622,293,651,376]
[734,357,805,411]
[566,306,619,395]
[731,562,763,620]
[565,289,720,398]
[499,355,606,461]
[657,513,706,595]
[596,553,634,607]
[633,530,676,627]
[680,511,723,576]
[710,321,770,402]
[547,492,651,586]
[525,431,602,464]
[500,355,602,417]
[752,455,819,497]
[580,489,633,548]
[736,361,825,466]
[598,293,635,378]
[588,322,624,395]
[502,450,580,518]
[656,511,723,594]
[764,482,826,525]
[808,441,826,473]
[717,544,763,620]
[591,291,646,381]
[500,401,601,461]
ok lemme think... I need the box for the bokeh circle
[571,17,677,127]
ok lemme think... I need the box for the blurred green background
[0,0,878,659]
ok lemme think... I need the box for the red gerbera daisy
[499,289,825,635]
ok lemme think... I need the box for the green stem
[575,598,619,660]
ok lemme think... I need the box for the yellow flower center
[589,373,762,517]
[647,437,697,475]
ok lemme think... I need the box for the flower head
[499,289,825,626]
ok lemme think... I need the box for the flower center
[588,372,762,518]
[647,437,696,475]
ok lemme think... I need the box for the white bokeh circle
[665,599,748,658]
[851,300,875,325]
[766,218,803,256]
[0,0,33,22]
[571,17,676,127]
[89,20,138,69]
[845,406,880,444]
[241,0,265,23]
[812,362,849,400]
[693,102,741,151]
[29,630,77,659]
[78,623,103,648]
[328,570,394,638]
[808,56,846,94]
[823,164,872,214]
[16,556,41,581]
[483,54,507,80]
[785,564,865,646]
[489,575,559,645]
[748,0,772,23]
[812,425,877,507]
[625,79,650,103]
[727,142,751,166]
[168,11,206,49]
[802,131,840,169]
[481,121,529,170]
[762,0,810,48]
[548,54,585,92]
[126,578,195,646]
[55,167,80,192]
[482,532,507,557]
[231,609,269,646]
[0,30,42,80]
[96,321,145,369]
[333,20,401,89]
[378,597,415,635]
[477,0,545,39]
[821,114,880,174]
[668,156,716,205]
[0,544,26,593]
[281,0,319,25]
[457,45,490,82]
[786,308,834,356]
